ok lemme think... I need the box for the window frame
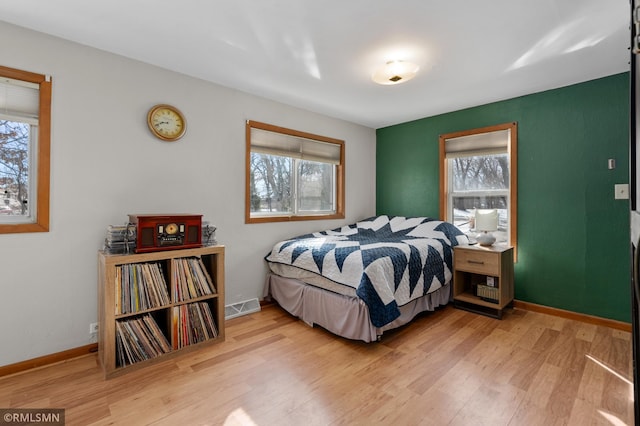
[439,122,517,252]
[0,65,51,234]
[245,120,345,224]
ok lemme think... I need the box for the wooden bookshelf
[98,245,225,378]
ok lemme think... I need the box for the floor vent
[225,298,261,319]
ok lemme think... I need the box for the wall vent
[225,298,261,319]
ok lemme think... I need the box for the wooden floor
[0,304,634,425]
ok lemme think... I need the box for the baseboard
[0,302,274,377]
[513,300,631,332]
[0,343,98,378]
[0,301,631,377]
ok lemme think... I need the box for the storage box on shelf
[452,244,514,319]
[98,245,225,378]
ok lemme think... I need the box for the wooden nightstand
[453,244,514,319]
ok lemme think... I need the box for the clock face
[147,104,186,141]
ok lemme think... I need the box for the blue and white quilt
[265,215,468,327]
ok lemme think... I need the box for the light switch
[615,183,629,200]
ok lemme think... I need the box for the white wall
[0,21,376,366]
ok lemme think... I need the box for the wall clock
[147,104,186,141]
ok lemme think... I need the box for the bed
[263,215,469,342]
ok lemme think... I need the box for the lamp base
[477,231,496,246]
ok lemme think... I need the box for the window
[246,120,344,223]
[439,122,517,250]
[0,65,51,234]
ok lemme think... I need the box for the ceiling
[0,0,630,129]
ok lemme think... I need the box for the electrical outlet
[89,322,99,334]
[615,183,629,200]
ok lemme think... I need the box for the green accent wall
[376,73,631,322]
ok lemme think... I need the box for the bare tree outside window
[450,153,509,240]
[249,154,335,215]
[0,120,30,216]
[246,120,344,223]
[250,153,292,214]
[453,155,509,191]
[299,161,334,212]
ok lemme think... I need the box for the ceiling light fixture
[372,60,419,85]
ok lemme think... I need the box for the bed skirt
[264,274,452,342]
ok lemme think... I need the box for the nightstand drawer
[454,248,500,275]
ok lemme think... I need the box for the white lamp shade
[475,209,498,232]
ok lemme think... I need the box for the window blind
[251,127,341,165]
[445,129,509,158]
[0,77,39,123]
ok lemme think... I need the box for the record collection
[115,314,172,367]
[172,257,217,302]
[115,262,171,315]
[173,302,219,349]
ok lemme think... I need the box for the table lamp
[475,209,498,246]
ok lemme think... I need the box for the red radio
[128,214,202,253]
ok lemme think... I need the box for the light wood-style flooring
[0,304,634,425]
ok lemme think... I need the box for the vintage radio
[128,214,202,253]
